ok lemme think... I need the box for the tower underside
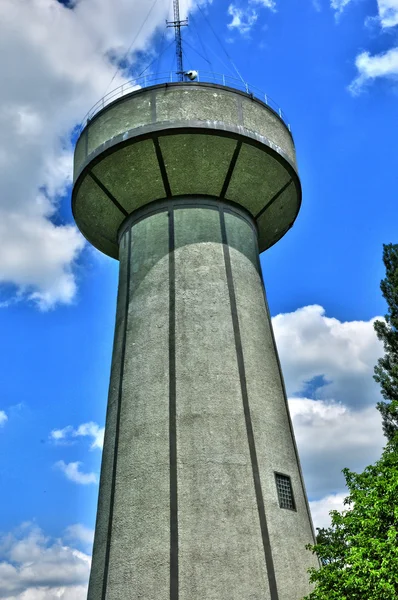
[73,83,300,259]
[72,82,319,599]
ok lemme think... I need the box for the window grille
[275,473,296,511]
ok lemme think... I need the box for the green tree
[303,245,398,598]
[374,243,398,442]
[304,437,398,599]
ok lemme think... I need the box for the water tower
[72,3,319,598]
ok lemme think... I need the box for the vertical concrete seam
[151,89,157,123]
[255,250,318,549]
[88,171,129,217]
[154,137,172,198]
[254,179,293,221]
[169,204,179,600]
[84,127,89,160]
[220,141,242,199]
[101,228,132,599]
[219,207,279,600]
[237,95,244,126]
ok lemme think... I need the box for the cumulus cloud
[227,0,275,35]
[252,0,276,10]
[2,590,87,600]
[227,5,258,34]
[64,525,94,549]
[272,305,383,407]
[0,411,7,428]
[377,0,398,27]
[289,397,384,499]
[272,305,385,521]
[50,422,104,450]
[55,461,98,485]
[0,523,90,599]
[330,0,398,23]
[0,0,207,309]
[309,492,347,529]
[332,0,398,91]
[73,423,104,450]
[330,0,352,16]
[350,47,398,93]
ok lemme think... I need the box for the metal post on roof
[167,0,188,82]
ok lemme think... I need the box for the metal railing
[80,71,290,132]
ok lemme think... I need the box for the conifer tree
[374,243,398,441]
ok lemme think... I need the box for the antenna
[167,0,188,81]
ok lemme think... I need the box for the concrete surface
[87,199,319,600]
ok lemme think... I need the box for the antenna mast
[167,0,188,81]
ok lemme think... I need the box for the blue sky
[0,0,397,597]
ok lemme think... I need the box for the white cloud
[0,523,90,599]
[2,590,87,600]
[330,0,352,16]
[50,422,104,450]
[309,492,347,529]
[227,4,258,34]
[378,0,398,27]
[272,305,385,511]
[0,210,85,310]
[289,397,385,499]
[252,0,276,10]
[64,525,94,549]
[337,0,398,91]
[55,461,98,485]
[350,47,398,93]
[0,0,207,309]
[0,411,7,428]
[272,305,383,407]
[49,427,73,442]
[74,423,104,450]
[227,0,275,35]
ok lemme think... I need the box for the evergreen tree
[374,243,398,442]
[304,437,398,599]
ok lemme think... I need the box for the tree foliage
[374,243,398,441]
[303,437,398,599]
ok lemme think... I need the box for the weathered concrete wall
[74,83,296,177]
[88,198,318,600]
[73,84,300,259]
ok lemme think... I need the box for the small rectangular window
[275,473,296,511]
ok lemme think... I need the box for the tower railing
[80,71,291,133]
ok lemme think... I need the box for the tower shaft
[87,198,318,600]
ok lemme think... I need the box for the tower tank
[72,74,319,600]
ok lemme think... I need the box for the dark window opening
[275,473,296,511]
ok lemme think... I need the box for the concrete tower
[72,17,319,598]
